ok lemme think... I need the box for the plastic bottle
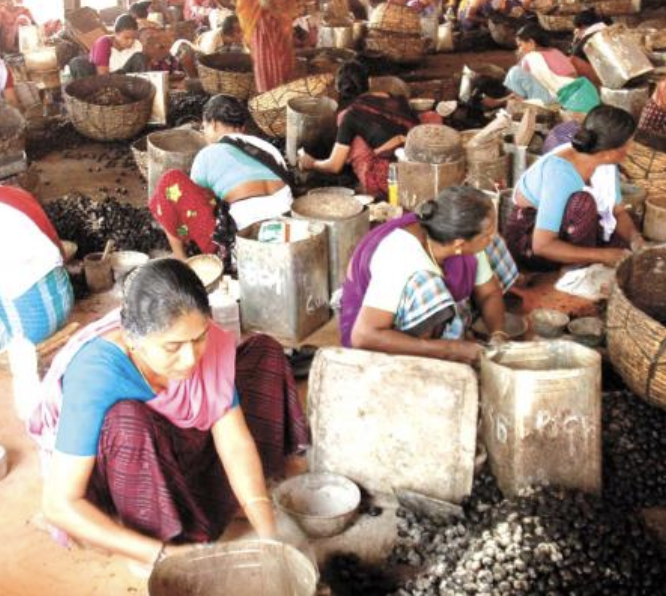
[387,163,399,207]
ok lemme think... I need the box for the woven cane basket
[623,141,666,201]
[607,248,666,409]
[197,53,255,100]
[64,74,155,141]
[365,30,425,63]
[131,135,148,179]
[248,73,334,138]
[537,11,576,32]
[368,2,421,34]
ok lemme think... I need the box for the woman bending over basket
[504,105,644,270]
[298,60,420,198]
[32,259,309,568]
[340,186,518,365]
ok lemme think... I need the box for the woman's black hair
[212,200,238,274]
[221,14,240,35]
[114,14,139,34]
[572,105,636,154]
[573,8,604,29]
[417,186,493,244]
[121,258,211,338]
[516,23,551,48]
[335,60,369,106]
[129,1,151,19]
[202,93,250,127]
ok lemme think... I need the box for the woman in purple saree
[340,186,518,364]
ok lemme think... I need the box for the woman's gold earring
[455,248,462,256]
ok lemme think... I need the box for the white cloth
[197,29,223,54]
[521,51,575,97]
[109,40,143,73]
[555,264,615,301]
[0,59,8,91]
[0,204,63,300]
[230,185,293,230]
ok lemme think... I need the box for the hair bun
[418,200,437,221]
[572,128,598,153]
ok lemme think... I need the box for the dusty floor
[0,47,598,595]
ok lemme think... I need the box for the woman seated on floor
[34,259,308,567]
[0,187,74,351]
[504,105,643,270]
[69,15,145,79]
[190,94,293,231]
[501,23,598,112]
[298,60,420,199]
[340,186,518,365]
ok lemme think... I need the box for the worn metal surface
[149,541,318,596]
[308,347,479,502]
[466,153,511,191]
[480,341,602,497]
[584,26,654,89]
[237,218,330,342]
[286,96,338,166]
[291,195,369,292]
[600,85,650,120]
[317,25,354,49]
[147,129,206,196]
[396,159,466,210]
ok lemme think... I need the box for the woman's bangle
[153,542,168,567]
[242,496,272,509]
[490,330,510,340]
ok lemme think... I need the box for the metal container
[644,196,666,242]
[461,129,503,162]
[352,20,367,49]
[396,159,466,211]
[273,472,361,538]
[308,186,354,197]
[621,182,647,223]
[291,194,369,292]
[317,25,354,49]
[308,347,479,503]
[149,540,318,596]
[286,96,338,167]
[584,25,654,89]
[600,85,650,121]
[236,218,330,342]
[147,129,206,196]
[83,252,114,293]
[481,341,602,497]
[466,153,511,192]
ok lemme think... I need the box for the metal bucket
[584,25,654,89]
[147,129,207,196]
[317,25,354,49]
[149,540,318,596]
[396,159,466,211]
[237,217,330,342]
[644,195,666,242]
[291,194,370,292]
[600,85,650,121]
[286,96,338,167]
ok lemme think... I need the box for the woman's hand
[447,340,483,365]
[298,151,316,171]
[601,247,631,267]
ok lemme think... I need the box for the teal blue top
[191,143,281,199]
[517,153,621,233]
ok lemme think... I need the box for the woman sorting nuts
[32,259,308,569]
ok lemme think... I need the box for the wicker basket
[607,248,666,409]
[537,11,576,31]
[197,52,255,100]
[248,73,334,138]
[64,74,155,142]
[623,141,666,201]
[368,2,421,35]
[594,0,641,15]
[365,30,425,64]
[131,135,148,179]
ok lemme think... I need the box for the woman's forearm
[533,237,625,266]
[213,412,276,538]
